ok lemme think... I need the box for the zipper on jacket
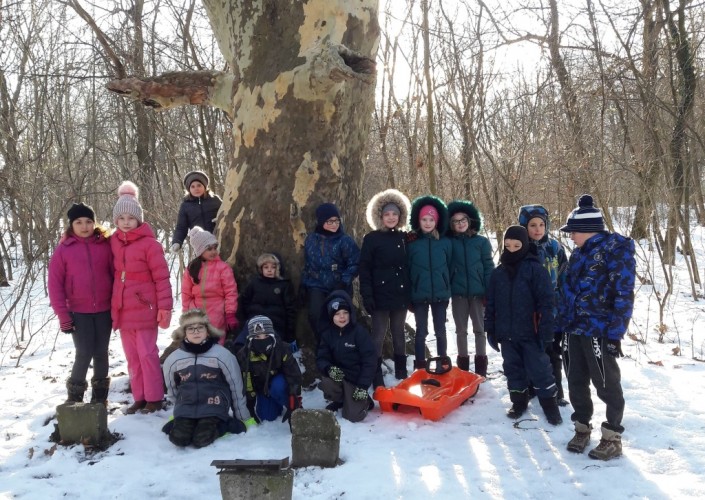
[83,238,97,310]
[428,238,435,300]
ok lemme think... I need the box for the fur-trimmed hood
[447,200,483,234]
[172,309,224,341]
[410,195,449,234]
[365,189,411,230]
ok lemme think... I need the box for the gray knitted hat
[188,226,218,257]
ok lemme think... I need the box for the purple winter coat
[48,232,114,325]
[110,223,173,330]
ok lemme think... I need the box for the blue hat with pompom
[560,194,606,233]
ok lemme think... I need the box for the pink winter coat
[182,256,238,331]
[110,223,173,330]
[48,232,114,325]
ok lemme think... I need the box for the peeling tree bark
[107,1,379,347]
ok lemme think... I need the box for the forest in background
[1,0,704,352]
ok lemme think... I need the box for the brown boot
[588,426,622,460]
[141,401,164,414]
[567,421,593,453]
[90,377,111,406]
[125,400,146,414]
[65,379,88,404]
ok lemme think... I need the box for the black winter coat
[238,276,296,343]
[171,194,223,246]
[316,291,377,389]
[484,253,555,343]
[236,339,302,400]
[358,229,411,311]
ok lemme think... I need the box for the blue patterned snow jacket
[484,252,555,343]
[302,226,360,293]
[559,232,636,340]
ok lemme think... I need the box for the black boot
[373,358,385,389]
[413,358,427,370]
[394,355,408,380]
[456,356,470,371]
[66,379,88,404]
[506,390,529,419]
[539,396,563,425]
[90,377,111,405]
[474,355,488,377]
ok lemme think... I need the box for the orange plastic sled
[373,358,485,421]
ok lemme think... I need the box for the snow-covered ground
[1,226,705,499]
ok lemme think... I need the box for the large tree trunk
[108,1,379,351]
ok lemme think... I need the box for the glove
[169,243,181,253]
[243,417,257,430]
[281,394,302,427]
[606,339,624,357]
[487,332,500,352]
[328,366,345,383]
[363,298,375,315]
[157,309,172,329]
[352,387,369,401]
[60,319,75,334]
[245,398,261,424]
[225,313,238,334]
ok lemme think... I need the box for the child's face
[382,210,399,229]
[332,310,350,328]
[185,323,207,344]
[323,217,341,231]
[116,214,139,232]
[420,215,436,233]
[570,231,596,248]
[504,238,523,253]
[71,217,95,238]
[189,181,205,198]
[450,214,469,234]
[201,244,218,261]
[261,262,277,278]
[527,217,546,241]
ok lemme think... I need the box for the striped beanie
[188,226,218,257]
[560,194,606,233]
[113,181,143,224]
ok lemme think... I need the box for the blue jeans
[413,301,449,361]
[255,374,289,421]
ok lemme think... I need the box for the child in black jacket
[484,225,562,425]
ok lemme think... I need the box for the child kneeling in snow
[233,315,302,427]
[162,309,255,448]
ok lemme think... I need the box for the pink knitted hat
[113,181,143,223]
[419,205,439,222]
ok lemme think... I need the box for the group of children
[48,172,635,460]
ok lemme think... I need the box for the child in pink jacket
[111,181,173,415]
[182,226,238,344]
[49,202,114,405]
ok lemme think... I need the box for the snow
[2,228,705,500]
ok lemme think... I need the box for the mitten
[243,417,257,430]
[157,309,172,329]
[363,298,375,315]
[352,387,369,401]
[487,332,500,352]
[169,243,181,253]
[605,339,624,357]
[328,366,345,383]
[281,395,302,427]
[225,313,238,334]
[60,319,75,334]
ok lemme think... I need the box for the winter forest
[2,1,705,499]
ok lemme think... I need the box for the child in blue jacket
[484,225,562,425]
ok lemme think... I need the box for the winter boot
[588,426,622,460]
[474,355,488,377]
[413,358,427,370]
[65,379,88,404]
[506,390,529,419]
[567,421,593,453]
[367,395,375,411]
[538,396,563,425]
[325,401,343,412]
[169,417,197,447]
[141,400,164,414]
[90,377,111,406]
[192,417,221,448]
[126,400,147,414]
[456,355,470,371]
[394,355,408,380]
[373,357,385,389]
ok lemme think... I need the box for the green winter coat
[407,232,452,303]
[449,233,494,297]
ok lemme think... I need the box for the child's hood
[320,290,357,328]
[447,199,482,235]
[410,195,449,234]
[365,189,411,231]
[111,221,156,243]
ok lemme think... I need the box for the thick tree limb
[106,71,236,116]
